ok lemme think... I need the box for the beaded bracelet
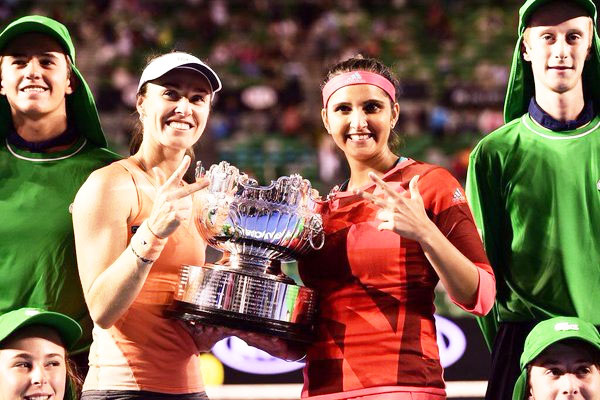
[131,244,155,264]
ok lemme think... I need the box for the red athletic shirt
[298,159,493,398]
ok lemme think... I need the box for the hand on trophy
[180,320,306,360]
[179,321,233,353]
[147,155,209,238]
[236,331,307,362]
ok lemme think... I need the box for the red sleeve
[456,267,496,316]
[418,167,495,316]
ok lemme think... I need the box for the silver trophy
[169,161,324,343]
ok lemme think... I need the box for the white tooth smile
[22,87,46,93]
[348,134,372,141]
[168,121,191,130]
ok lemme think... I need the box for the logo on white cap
[554,322,579,331]
[171,54,197,64]
[137,52,221,95]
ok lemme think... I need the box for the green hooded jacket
[0,16,119,364]
[504,0,600,122]
[468,0,600,351]
[0,15,107,147]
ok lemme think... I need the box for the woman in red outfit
[296,56,496,400]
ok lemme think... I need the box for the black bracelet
[130,244,155,264]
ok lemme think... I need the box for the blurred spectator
[0,0,531,321]
[0,0,525,192]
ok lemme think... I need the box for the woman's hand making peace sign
[356,172,435,242]
[146,155,209,239]
[355,171,481,308]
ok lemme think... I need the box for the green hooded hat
[0,15,107,147]
[503,0,600,123]
[0,307,82,351]
[512,317,600,400]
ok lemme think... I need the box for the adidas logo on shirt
[452,188,466,203]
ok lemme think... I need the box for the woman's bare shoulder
[75,160,137,212]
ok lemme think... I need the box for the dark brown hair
[322,55,402,150]
[129,80,149,155]
[65,355,83,399]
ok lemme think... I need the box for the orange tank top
[83,158,207,393]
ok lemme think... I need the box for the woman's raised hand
[146,155,209,238]
[356,172,434,242]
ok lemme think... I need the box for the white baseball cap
[137,52,222,95]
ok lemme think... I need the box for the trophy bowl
[168,161,324,343]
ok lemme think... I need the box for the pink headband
[322,71,396,108]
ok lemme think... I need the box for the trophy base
[168,264,316,344]
[169,300,314,343]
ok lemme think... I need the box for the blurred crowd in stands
[1,0,525,193]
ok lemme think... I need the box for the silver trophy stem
[229,253,271,273]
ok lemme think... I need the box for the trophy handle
[308,215,325,250]
[228,204,244,242]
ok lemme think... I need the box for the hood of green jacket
[0,15,107,147]
[504,0,600,123]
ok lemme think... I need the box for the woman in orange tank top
[72,52,225,400]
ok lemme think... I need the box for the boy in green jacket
[466,0,600,398]
[0,16,118,369]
